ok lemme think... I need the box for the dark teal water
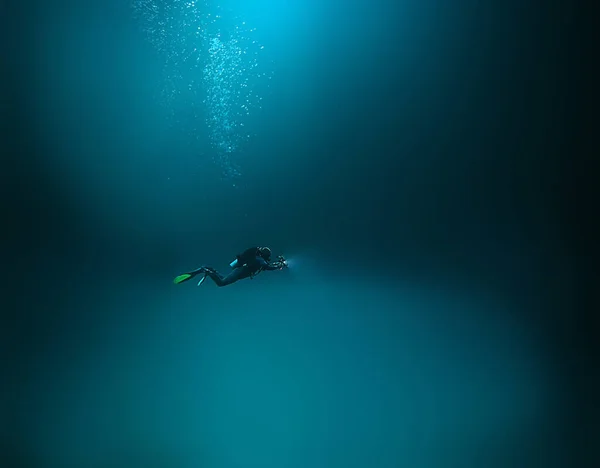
[4,0,582,467]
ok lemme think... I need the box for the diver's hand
[274,255,287,270]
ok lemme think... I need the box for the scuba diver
[173,246,287,287]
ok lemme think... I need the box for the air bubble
[133,0,274,179]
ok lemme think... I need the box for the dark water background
[2,0,593,467]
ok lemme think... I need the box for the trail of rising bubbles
[132,0,273,180]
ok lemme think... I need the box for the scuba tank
[230,251,286,269]
[230,247,262,268]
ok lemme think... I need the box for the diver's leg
[201,268,225,286]
[174,266,209,284]
[189,266,208,275]
[205,266,252,287]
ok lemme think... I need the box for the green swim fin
[174,273,193,284]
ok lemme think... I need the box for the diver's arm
[265,258,287,270]
[256,257,284,271]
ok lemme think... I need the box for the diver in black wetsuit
[174,247,287,287]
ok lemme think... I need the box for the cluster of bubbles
[132,0,273,180]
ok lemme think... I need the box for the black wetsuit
[202,248,282,287]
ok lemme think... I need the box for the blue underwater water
[5,0,579,467]
[133,0,276,181]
